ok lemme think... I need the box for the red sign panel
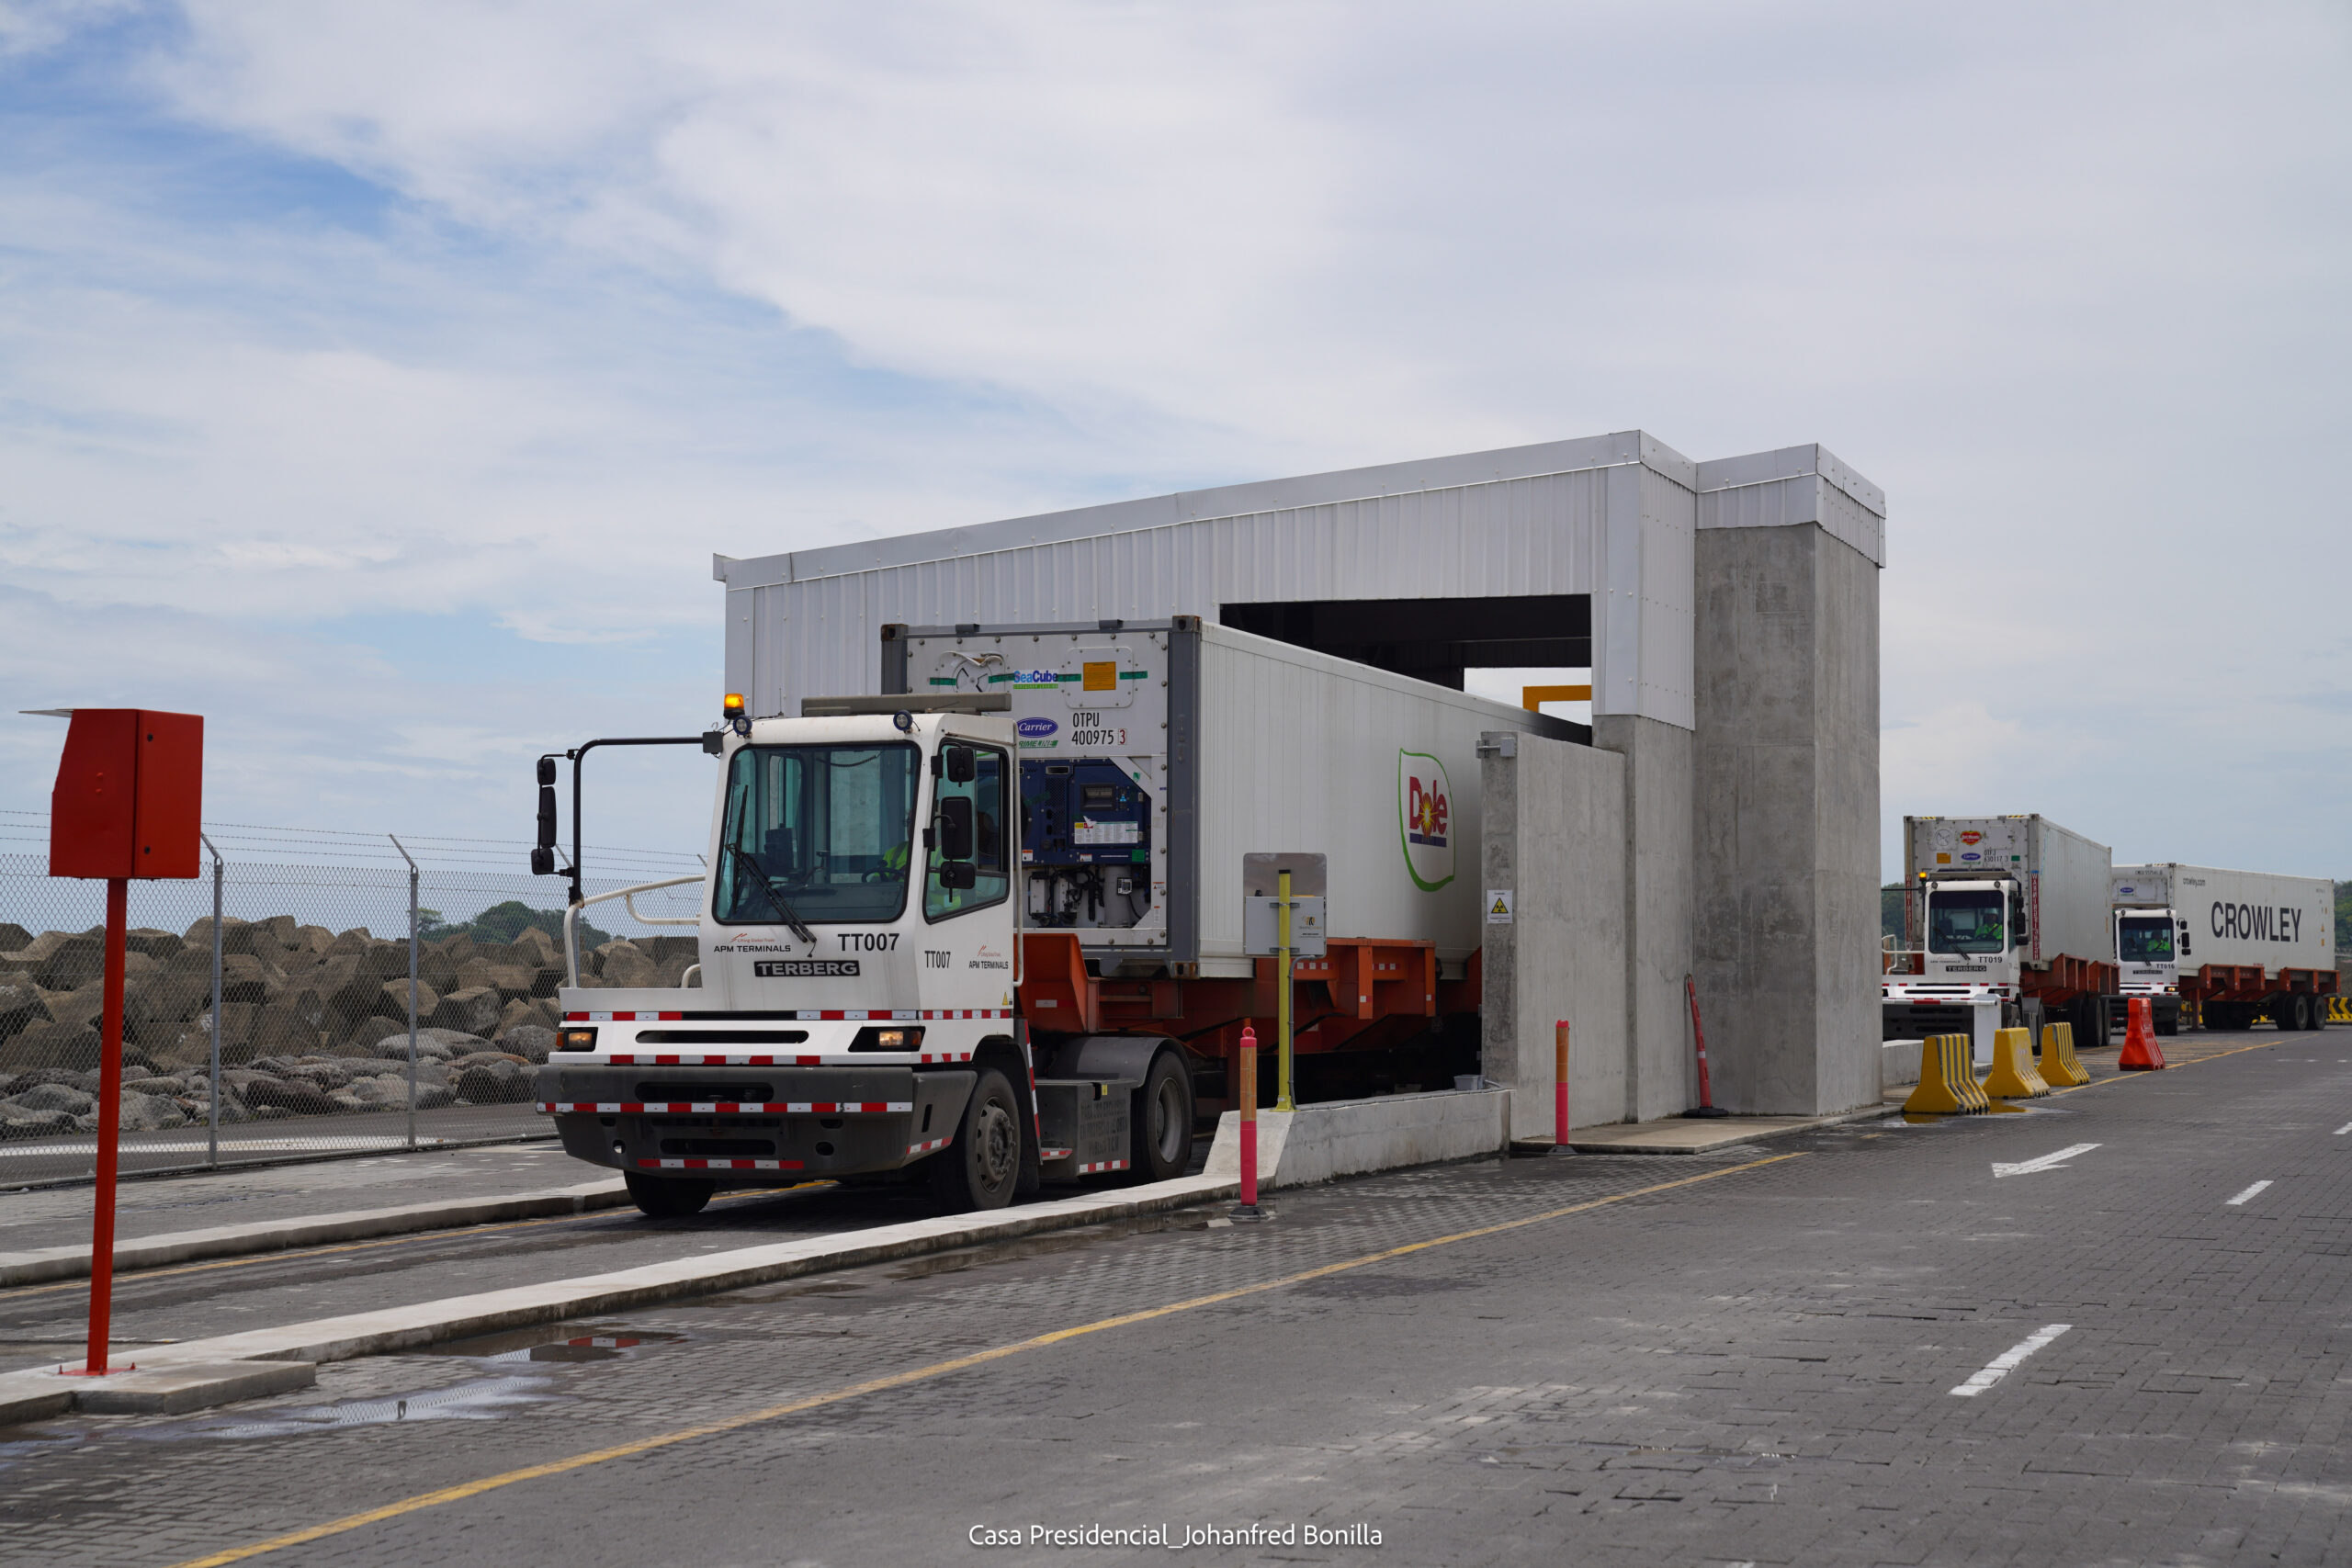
[48,709,204,879]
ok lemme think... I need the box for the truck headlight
[850,1026,926,1052]
[557,1027,598,1052]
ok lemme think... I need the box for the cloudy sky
[2,1,2346,882]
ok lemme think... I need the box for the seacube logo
[1397,751,1455,891]
[1015,716,1059,739]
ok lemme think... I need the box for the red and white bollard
[1233,1022,1263,1220]
[1682,974,1730,1119]
[1554,1020,1571,1152]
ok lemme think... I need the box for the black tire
[928,1067,1023,1213]
[625,1170,715,1218]
[1130,1049,1194,1182]
[2290,994,2315,1032]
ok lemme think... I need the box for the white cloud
[0,1,2346,874]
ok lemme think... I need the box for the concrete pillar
[1591,715,1695,1122]
[1689,482,1883,1113]
[1477,731,1626,1141]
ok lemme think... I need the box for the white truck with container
[1884,814,2117,1050]
[530,616,1577,1217]
[2110,863,2337,1033]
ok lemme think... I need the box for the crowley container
[2111,863,2335,974]
[2110,863,2336,1031]
[887,617,1582,978]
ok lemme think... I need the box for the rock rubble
[0,915,697,1139]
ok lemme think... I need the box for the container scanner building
[716,431,1884,1127]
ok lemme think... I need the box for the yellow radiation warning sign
[1486,889,1513,924]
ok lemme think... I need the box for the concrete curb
[0,1180,632,1289]
[1557,1102,1903,1156]
[0,1174,1237,1424]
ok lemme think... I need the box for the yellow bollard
[2039,1021,2092,1087]
[1983,1026,2050,1099]
[1903,1033,1989,1114]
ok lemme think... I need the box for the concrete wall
[1594,715,1696,1122]
[1477,731,1627,1139]
[1203,1088,1511,1189]
[1690,522,1883,1114]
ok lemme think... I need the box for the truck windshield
[2117,916,2175,963]
[1927,891,2007,955]
[712,744,921,925]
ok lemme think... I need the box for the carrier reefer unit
[533,617,1576,1219]
[1885,814,2117,1046]
[2110,863,2336,1032]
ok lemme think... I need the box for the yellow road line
[0,1184,832,1302]
[2050,1036,2280,1098]
[161,1152,1805,1568]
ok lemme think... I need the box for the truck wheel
[625,1171,715,1218]
[928,1067,1023,1213]
[1130,1050,1194,1183]
[2290,994,2315,1032]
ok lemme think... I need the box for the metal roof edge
[734,430,1698,587]
[1694,444,1885,519]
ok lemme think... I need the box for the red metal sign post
[46,708,203,1378]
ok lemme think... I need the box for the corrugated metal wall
[725,437,1713,731]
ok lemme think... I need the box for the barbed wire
[0,809,701,874]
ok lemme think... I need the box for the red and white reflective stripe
[639,1157,804,1170]
[600,1051,975,1066]
[1076,1158,1128,1175]
[1038,1146,1074,1160]
[563,1010,1012,1023]
[540,1101,911,1115]
[905,1137,950,1156]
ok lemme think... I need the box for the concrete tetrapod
[1902,1033,1989,1115]
[2039,1021,2092,1088]
[1981,1026,2050,1100]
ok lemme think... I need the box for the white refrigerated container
[890,617,1582,976]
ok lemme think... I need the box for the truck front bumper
[533,1063,976,1181]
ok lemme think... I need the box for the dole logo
[1015,716,1058,739]
[1397,751,1456,891]
[1959,830,1983,846]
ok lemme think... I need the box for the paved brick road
[1,1025,2346,1567]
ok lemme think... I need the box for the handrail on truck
[565,874,706,988]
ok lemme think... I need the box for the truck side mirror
[938,795,974,862]
[938,861,977,891]
[945,745,976,784]
[537,784,559,850]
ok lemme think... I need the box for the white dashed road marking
[2226,1180,2273,1206]
[2335,1122,2352,1136]
[1951,1324,2073,1397]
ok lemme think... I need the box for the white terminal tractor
[531,693,1190,1218]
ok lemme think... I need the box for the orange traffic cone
[2117,996,2166,1070]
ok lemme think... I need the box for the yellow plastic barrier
[2040,1021,2091,1087]
[1983,1025,2050,1099]
[2328,996,2351,1025]
[1903,1032,1990,1114]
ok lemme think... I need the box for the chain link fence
[0,812,705,1188]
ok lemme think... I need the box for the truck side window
[926,745,1009,920]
